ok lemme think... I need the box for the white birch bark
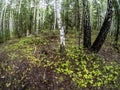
[0,6,5,34]
[53,0,57,30]
[56,0,65,52]
[33,0,38,35]
[33,0,41,35]
[36,1,40,35]
[9,10,14,38]
[41,0,46,30]
[36,9,39,35]
[3,7,7,37]
[18,0,22,14]
[0,1,8,35]
[17,0,22,37]
[33,1,36,31]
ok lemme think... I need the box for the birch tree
[17,0,22,38]
[56,0,65,53]
[53,0,57,30]
[33,0,39,35]
[0,0,9,42]
[9,9,14,38]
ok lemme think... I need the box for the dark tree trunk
[29,14,33,34]
[64,9,69,34]
[76,0,82,46]
[83,0,91,48]
[114,9,119,47]
[90,0,113,53]
[17,13,21,38]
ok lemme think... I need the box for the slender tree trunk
[54,0,57,31]
[56,0,65,53]
[64,0,70,34]
[29,14,33,35]
[0,6,4,43]
[96,1,100,31]
[90,0,113,53]
[65,8,69,34]
[34,6,37,34]
[114,9,119,47]
[9,10,14,38]
[83,0,91,48]
[76,0,82,46]
[17,0,22,38]
[33,0,38,34]
[36,5,40,35]
[3,7,7,40]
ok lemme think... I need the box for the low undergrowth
[0,36,120,90]
[55,47,120,90]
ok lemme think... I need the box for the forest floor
[0,30,120,90]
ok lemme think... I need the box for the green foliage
[4,36,44,65]
[0,36,46,89]
[55,46,120,89]
[0,35,120,90]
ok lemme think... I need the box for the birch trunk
[54,0,57,31]
[36,1,40,35]
[9,10,14,38]
[36,8,39,35]
[56,0,65,53]
[3,6,7,39]
[0,1,9,42]
[17,0,22,38]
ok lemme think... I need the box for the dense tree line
[0,0,119,53]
